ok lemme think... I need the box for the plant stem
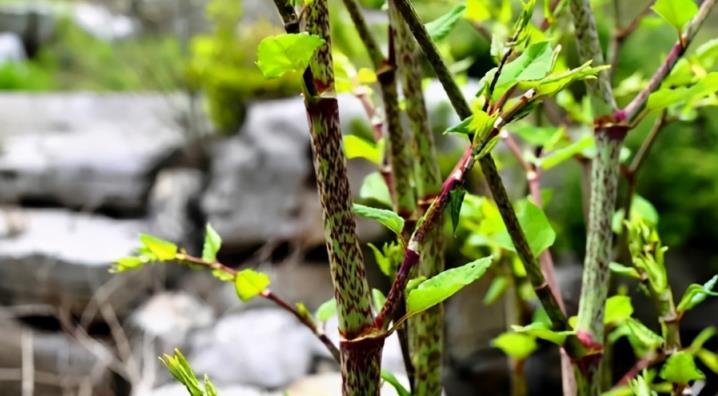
[273,2,381,394]
[388,1,446,394]
[390,0,569,332]
[341,0,416,217]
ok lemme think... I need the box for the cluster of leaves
[160,349,218,396]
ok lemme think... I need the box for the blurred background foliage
[1,0,717,268]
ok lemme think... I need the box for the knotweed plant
[114,0,718,395]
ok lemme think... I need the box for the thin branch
[628,111,668,176]
[176,253,342,362]
[622,0,718,121]
[608,0,655,78]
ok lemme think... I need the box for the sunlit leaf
[660,351,705,384]
[256,33,325,78]
[539,134,594,170]
[492,332,538,359]
[372,288,386,312]
[202,223,222,263]
[426,4,466,42]
[234,269,270,302]
[697,349,718,374]
[677,275,718,313]
[344,135,382,164]
[604,295,634,325]
[494,200,556,256]
[360,172,392,208]
[652,0,698,32]
[484,275,510,305]
[315,298,337,322]
[511,322,575,345]
[140,234,178,261]
[494,41,554,98]
[406,257,493,315]
[624,318,664,351]
[610,262,642,279]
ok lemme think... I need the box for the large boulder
[0,94,187,214]
[0,208,155,317]
[0,3,54,56]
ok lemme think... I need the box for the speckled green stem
[388,2,445,394]
[274,1,380,394]
[341,0,416,216]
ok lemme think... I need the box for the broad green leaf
[690,327,716,350]
[465,0,491,22]
[610,262,642,279]
[372,288,386,312]
[631,195,660,226]
[256,33,325,78]
[492,332,538,359]
[604,295,634,325]
[234,269,270,302]
[140,234,178,261]
[315,298,337,322]
[344,135,381,164]
[426,4,466,42]
[112,256,145,273]
[697,349,718,373]
[624,318,664,351]
[534,61,608,97]
[511,322,574,345]
[494,200,556,256]
[677,275,718,312]
[380,370,411,396]
[539,134,594,169]
[360,172,392,207]
[483,275,510,305]
[352,203,405,235]
[494,41,554,97]
[449,187,467,233]
[652,0,698,32]
[202,224,222,263]
[407,257,493,315]
[660,351,705,384]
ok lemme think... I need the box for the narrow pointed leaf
[677,275,718,313]
[426,4,466,42]
[449,187,466,233]
[202,223,222,263]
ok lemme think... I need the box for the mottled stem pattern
[390,2,445,393]
[273,1,380,394]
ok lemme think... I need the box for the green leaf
[140,233,178,261]
[368,242,402,277]
[534,61,608,97]
[647,73,718,111]
[406,257,493,315]
[604,295,634,325]
[449,187,466,233]
[511,322,575,345]
[360,172,392,207]
[211,269,234,282]
[512,125,563,147]
[426,4,466,42]
[344,135,381,165]
[677,275,718,313]
[202,224,222,263]
[492,332,538,359]
[234,269,270,302]
[203,375,218,396]
[690,327,716,350]
[256,33,325,79]
[111,256,145,273]
[380,370,411,396]
[652,0,698,32]
[494,200,556,256]
[465,0,491,22]
[372,288,386,312]
[444,116,474,136]
[697,349,718,374]
[352,203,405,235]
[494,41,554,97]
[483,275,510,305]
[624,318,664,351]
[629,372,657,396]
[631,195,660,226]
[660,351,705,384]
[539,134,594,170]
[315,298,337,322]
[160,349,203,396]
[610,262,642,279]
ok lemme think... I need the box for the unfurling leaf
[140,233,178,261]
[426,4,466,42]
[159,349,204,396]
[234,269,270,302]
[315,298,337,322]
[652,0,698,33]
[660,351,705,384]
[202,223,222,263]
[256,33,325,78]
[492,332,538,359]
[407,257,493,315]
[677,275,718,313]
[352,203,405,235]
[449,186,467,233]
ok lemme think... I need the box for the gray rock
[131,292,213,348]
[0,3,54,54]
[147,168,204,245]
[0,208,154,316]
[0,94,186,213]
[188,308,318,389]
[73,3,137,41]
[0,319,113,396]
[0,33,26,64]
